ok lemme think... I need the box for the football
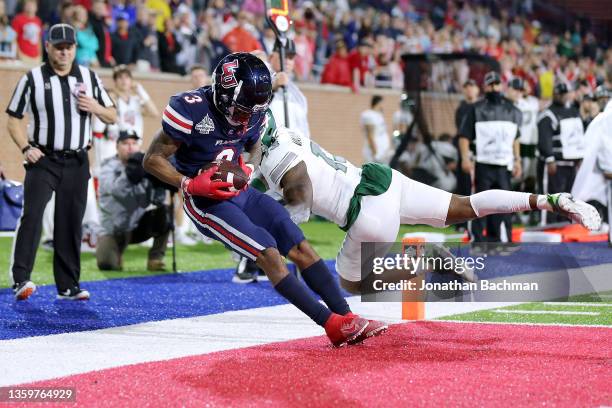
[202,160,249,192]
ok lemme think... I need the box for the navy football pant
[183,187,304,260]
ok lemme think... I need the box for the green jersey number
[310,141,347,173]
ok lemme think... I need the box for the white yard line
[435,319,612,329]
[492,309,599,316]
[541,302,612,307]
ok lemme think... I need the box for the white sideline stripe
[436,319,612,329]
[0,299,514,386]
[493,309,600,316]
[541,302,612,307]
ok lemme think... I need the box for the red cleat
[324,313,369,348]
[345,312,388,345]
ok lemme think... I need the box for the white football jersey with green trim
[260,126,362,226]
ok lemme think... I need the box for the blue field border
[0,262,324,340]
[1,242,611,340]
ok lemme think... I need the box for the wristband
[180,176,192,192]
[21,145,32,154]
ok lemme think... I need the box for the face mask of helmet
[226,104,252,126]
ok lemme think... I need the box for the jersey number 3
[220,60,239,89]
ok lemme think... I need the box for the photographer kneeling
[97,131,170,271]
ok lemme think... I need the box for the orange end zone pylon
[401,237,425,320]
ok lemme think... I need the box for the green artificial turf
[0,221,456,288]
[442,291,612,326]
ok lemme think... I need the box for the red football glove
[181,166,238,200]
[238,156,254,190]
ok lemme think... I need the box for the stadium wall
[0,65,456,181]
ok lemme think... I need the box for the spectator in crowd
[146,0,172,32]
[111,12,139,66]
[189,64,209,88]
[110,0,137,31]
[268,39,311,138]
[196,21,230,73]
[175,8,198,70]
[321,40,352,87]
[361,95,393,164]
[222,11,262,53]
[73,5,99,67]
[58,2,75,25]
[97,131,170,272]
[134,6,160,71]
[12,0,42,64]
[0,2,17,61]
[348,39,375,90]
[89,0,114,68]
[158,17,185,75]
[292,20,315,82]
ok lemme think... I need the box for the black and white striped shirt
[6,63,114,151]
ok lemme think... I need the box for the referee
[6,24,116,301]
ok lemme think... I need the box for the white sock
[469,190,532,217]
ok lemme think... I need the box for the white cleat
[549,193,602,231]
[14,281,37,301]
[57,288,90,301]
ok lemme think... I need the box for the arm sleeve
[537,115,555,162]
[6,74,31,119]
[458,105,476,140]
[161,95,194,146]
[244,121,261,150]
[259,130,303,190]
[93,71,115,108]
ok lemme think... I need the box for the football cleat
[232,257,259,284]
[345,313,389,345]
[57,288,90,301]
[548,193,602,231]
[324,313,369,348]
[14,281,36,301]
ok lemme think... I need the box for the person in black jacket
[157,17,185,75]
[111,12,140,66]
[537,82,585,223]
[458,71,522,242]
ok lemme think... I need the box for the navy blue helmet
[212,52,272,127]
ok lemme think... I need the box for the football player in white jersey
[256,112,601,294]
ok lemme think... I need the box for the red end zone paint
[17,322,612,407]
